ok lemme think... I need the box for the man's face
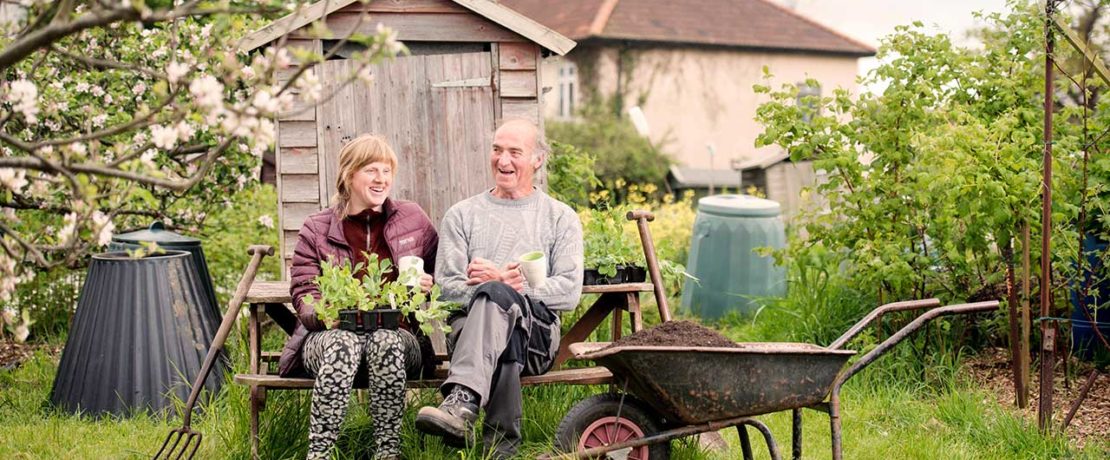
[489,122,540,197]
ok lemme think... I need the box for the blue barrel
[680,195,786,320]
[1070,235,1110,361]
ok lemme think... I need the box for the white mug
[397,255,424,287]
[518,251,547,289]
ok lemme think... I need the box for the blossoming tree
[0,0,403,340]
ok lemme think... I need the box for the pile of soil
[609,320,741,348]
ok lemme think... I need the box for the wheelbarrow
[550,299,999,460]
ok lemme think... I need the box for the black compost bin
[49,250,223,416]
[110,221,219,319]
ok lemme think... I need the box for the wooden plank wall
[315,52,494,232]
[272,0,550,272]
[276,38,323,275]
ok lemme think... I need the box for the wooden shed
[240,0,575,272]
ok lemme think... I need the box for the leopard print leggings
[302,329,421,460]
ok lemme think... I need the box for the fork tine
[154,430,181,459]
[182,432,202,460]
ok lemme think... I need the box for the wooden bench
[233,211,672,458]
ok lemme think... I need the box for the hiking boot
[415,385,479,446]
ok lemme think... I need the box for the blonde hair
[332,134,399,219]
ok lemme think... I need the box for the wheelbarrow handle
[833,300,999,389]
[828,298,941,349]
[179,245,274,426]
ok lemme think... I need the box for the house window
[557,62,578,118]
[796,82,821,123]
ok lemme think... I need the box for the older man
[415,119,584,457]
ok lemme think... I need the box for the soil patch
[609,321,741,348]
[962,347,1109,449]
[0,340,35,370]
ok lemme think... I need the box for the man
[415,119,584,457]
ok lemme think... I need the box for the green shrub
[546,99,672,188]
[196,183,283,307]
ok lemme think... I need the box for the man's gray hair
[498,118,548,157]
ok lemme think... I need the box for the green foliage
[197,183,282,307]
[304,254,456,335]
[752,5,1086,306]
[545,141,602,208]
[546,98,673,188]
[579,206,642,277]
[125,241,165,259]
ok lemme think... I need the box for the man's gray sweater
[434,189,584,312]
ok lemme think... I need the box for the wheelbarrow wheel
[555,393,670,460]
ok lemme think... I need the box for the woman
[278,134,438,460]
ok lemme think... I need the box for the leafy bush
[195,183,283,307]
[545,141,601,208]
[546,99,673,188]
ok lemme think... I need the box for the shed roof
[668,166,743,189]
[240,0,576,55]
[501,0,874,56]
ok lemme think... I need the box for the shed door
[316,52,495,224]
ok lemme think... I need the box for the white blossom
[241,65,256,81]
[140,149,157,165]
[13,324,29,343]
[132,82,147,97]
[0,168,28,192]
[91,113,108,128]
[1,307,15,325]
[68,142,87,156]
[58,212,78,246]
[357,66,374,85]
[376,24,405,55]
[7,79,39,123]
[90,85,105,97]
[251,89,282,113]
[150,124,179,150]
[297,72,322,103]
[166,61,189,84]
[75,81,90,93]
[189,75,224,110]
[91,211,115,247]
[174,121,195,142]
[103,93,113,105]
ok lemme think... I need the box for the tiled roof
[501,0,874,56]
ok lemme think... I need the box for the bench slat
[235,366,613,389]
[246,280,654,304]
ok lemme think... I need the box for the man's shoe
[415,385,479,447]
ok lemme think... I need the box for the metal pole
[1038,0,1057,432]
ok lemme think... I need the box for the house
[502,0,874,173]
[240,0,574,269]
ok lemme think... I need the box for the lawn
[2,319,1105,460]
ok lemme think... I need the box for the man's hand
[418,273,434,293]
[501,262,524,293]
[466,257,502,285]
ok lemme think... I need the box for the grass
[4,318,1107,459]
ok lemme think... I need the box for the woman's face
[348,161,393,213]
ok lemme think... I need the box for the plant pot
[584,268,623,285]
[338,309,401,333]
[623,265,647,283]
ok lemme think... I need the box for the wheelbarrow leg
[792,408,803,460]
[738,425,754,460]
[739,419,781,460]
[830,391,843,460]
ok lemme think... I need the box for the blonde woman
[278,135,438,459]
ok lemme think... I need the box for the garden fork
[153,245,273,460]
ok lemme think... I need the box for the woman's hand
[418,273,434,293]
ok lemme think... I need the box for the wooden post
[1004,238,1024,408]
[1020,223,1031,409]
[1039,0,1057,431]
